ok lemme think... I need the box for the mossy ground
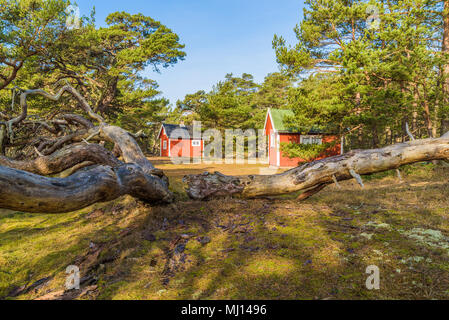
[0,161,448,300]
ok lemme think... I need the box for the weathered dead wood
[59,161,95,177]
[0,124,5,155]
[98,125,155,172]
[184,135,449,200]
[0,164,171,213]
[0,85,104,144]
[0,85,173,213]
[297,184,328,201]
[60,114,94,129]
[39,128,97,155]
[0,143,121,175]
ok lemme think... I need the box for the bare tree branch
[0,143,121,175]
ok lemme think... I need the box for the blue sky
[75,0,304,105]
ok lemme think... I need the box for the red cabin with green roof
[157,123,204,158]
[263,109,341,167]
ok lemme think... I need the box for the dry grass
[0,161,448,300]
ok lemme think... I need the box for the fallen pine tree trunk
[0,163,172,213]
[0,85,173,213]
[1,84,449,213]
[184,133,449,200]
[0,142,121,175]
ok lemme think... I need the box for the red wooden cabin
[263,109,341,167]
[157,123,204,158]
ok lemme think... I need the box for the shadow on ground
[0,164,448,300]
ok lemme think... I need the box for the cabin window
[163,141,167,150]
[270,134,275,147]
[192,140,201,147]
[301,135,322,145]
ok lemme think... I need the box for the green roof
[269,109,295,132]
[268,108,325,134]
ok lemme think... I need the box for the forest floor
[0,160,448,300]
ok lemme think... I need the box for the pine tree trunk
[0,125,5,155]
[372,125,379,148]
[443,0,449,103]
[185,134,449,200]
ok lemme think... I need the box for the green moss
[1,163,449,300]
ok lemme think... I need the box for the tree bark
[0,125,5,155]
[0,143,121,175]
[0,163,171,213]
[443,0,449,104]
[184,134,449,200]
[441,0,449,135]
[0,85,173,213]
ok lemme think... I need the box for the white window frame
[313,136,323,145]
[192,140,201,147]
[163,140,167,150]
[270,133,275,148]
[301,135,323,145]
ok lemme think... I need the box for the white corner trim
[157,125,165,140]
[168,139,171,157]
[276,133,280,167]
[263,108,276,134]
[263,109,270,134]
[341,136,344,155]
